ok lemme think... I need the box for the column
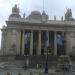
[22,30,25,55]
[46,31,49,47]
[38,30,41,55]
[44,31,49,55]
[65,32,69,55]
[54,31,57,56]
[30,30,33,55]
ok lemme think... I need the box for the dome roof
[26,11,42,20]
[31,11,41,15]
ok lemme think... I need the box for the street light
[44,31,49,74]
[44,47,48,74]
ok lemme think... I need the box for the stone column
[65,32,70,55]
[54,31,57,56]
[46,31,49,47]
[30,30,33,55]
[44,31,49,55]
[38,30,41,55]
[22,30,25,55]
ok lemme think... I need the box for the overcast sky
[0,0,75,48]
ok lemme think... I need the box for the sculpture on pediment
[23,13,25,18]
[9,4,21,18]
[61,16,63,21]
[12,4,19,14]
[42,11,48,22]
[65,8,75,21]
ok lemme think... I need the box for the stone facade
[1,5,75,56]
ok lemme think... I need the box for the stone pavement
[0,68,75,75]
[0,60,75,75]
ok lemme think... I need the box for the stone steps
[0,55,58,68]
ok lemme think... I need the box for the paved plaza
[0,68,75,75]
[0,60,75,75]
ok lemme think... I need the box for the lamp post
[44,31,49,74]
[44,47,48,73]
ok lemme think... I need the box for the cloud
[0,0,75,21]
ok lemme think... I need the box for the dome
[26,11,42,20]
[31,11,41,16]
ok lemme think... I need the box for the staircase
[0,55,58,69]
[16,55,58,68]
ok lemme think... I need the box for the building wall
[1,29,21,55]
[1,20,75,56]
[1,28,75,56]
[66,32,75,55]
[16,30,21,55]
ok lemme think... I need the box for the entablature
[6,18,75,27]
[3,25,75,32]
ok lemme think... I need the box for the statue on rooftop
[23,13,25,18]
[65,8,75,21]
[12,4,19,14]
[9,4,21,18]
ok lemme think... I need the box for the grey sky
[0,0,75,48]
[0,0,75,26]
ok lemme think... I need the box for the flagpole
[43,0,44,11]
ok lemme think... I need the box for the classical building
[1,5,75,56]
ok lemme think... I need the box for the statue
[23,13,25,18]
[9,4,21,18]
[54,16,56,20]
[61,16,63,21]
[12,4,19,14]
[65,8,75,21]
